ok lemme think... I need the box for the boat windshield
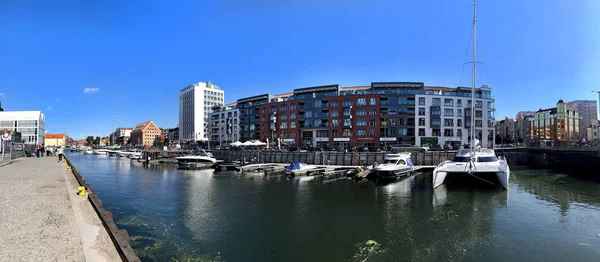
[452,156,471,162]
[477,156,497,162]
[382,159,397,164]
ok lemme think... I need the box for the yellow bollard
[77,187,86,196]
[67,166,72,171]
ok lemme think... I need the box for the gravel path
[0,157,120,261]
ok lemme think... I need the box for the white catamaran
[432,2,510,190]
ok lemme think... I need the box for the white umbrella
[241,141,253,146]
[251,140,266,146]
[231,141,242,146]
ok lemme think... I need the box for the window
[331,100,339,107]
[357,129,366,136]
[369,98,376,105]
[331,110,339,117]
[476,100,483,108]
[444,109,454,117]
[369,108,376,116]
[332,119,339,127]
[357,109,367,116]
[418,108,426,116]
[270,106,277,113]
[261,107,266,114]
[487,101,493,109]
[431,108,441,116]
[457,129,462,137]
[305,111,313,118]
[444,119,454,127]
[357,98,366,106]
[418,128,426,136]
[280,113,287,120]
[332,129,338,137]
[343,129,352,136]
[343,99,353,107]
[431,118,441,126]
[418,118,425,126]
[290,104,297,110]
[280,104,287,111]
[369,129,375,136]
[290,131,296,138]
[343,119,352,127]
[280,122,288,129]
[475,110,483,118]
[290,113,296,119]
[457,109,462,117]
[357,119,366,126]
[444,99,453,107]
[475,120,483,127]
[290,122,296,128]
[432,98,441,106]
[457,119,462,127]
[370,119,376,126]
[487,111,493,118]
[444,129,454,137]
[432,128,441,136]
[389,118,397,125]
[419,97,425,105]
[343,108,351,116]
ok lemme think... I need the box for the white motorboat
[283,162,319,176]
[93,149,108,155]
[118,151,135,158]
[129,152,142,160]
[432,2,510,190]
[433,149,510,189]
[175,150,217,168]
[370,153,414,179]
[83,148,94,155]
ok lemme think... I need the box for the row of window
[418,98,493,108]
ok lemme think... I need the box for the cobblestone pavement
[0,157,120,261]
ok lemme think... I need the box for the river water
[66,152,600,262]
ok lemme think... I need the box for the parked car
[357,146,369,152]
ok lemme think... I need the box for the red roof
[44,134,66,139]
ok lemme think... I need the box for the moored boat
[368,153,414,180]
[284,162,319,176]
[175,150,217,169]
[432,149,510,189]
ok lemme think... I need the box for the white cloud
[47,106,52,111]
[83,87,100,93]
[0,92,4,97]
[44,130,49,134]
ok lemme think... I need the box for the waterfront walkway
[0,157,121,262]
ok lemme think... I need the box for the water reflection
[65,153,600,262]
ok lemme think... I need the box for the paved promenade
[0,157,120,262]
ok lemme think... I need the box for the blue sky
[1,0,599,139]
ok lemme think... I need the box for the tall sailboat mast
[471,1,477,153]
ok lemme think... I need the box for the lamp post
[271,112,277,149]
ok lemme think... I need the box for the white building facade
[0,111,46,144]
[209,105,240,147]
[179,82,224,142]
[414,86,495,148]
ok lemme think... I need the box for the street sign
[2,133,11,141]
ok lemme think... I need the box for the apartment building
[179,82,224,142]
[110,127,132,146]
[209,103,240,147]
[130,120,163,147]
[531,100,581,147]
[233,82,495,148]
[0,111,45,144]
[587,119,599,145]
[566,100,597,140]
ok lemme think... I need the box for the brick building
[531,100,582,147]
[234,82,496,148]
[130,120,163,147]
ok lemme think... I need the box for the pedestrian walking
[36,144,40,158]
[57,146,64,162]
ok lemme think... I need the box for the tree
[21,139,26,143]
[86,136,94,145]
[94,136,100,145]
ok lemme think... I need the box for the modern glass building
[0,111,45,144]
